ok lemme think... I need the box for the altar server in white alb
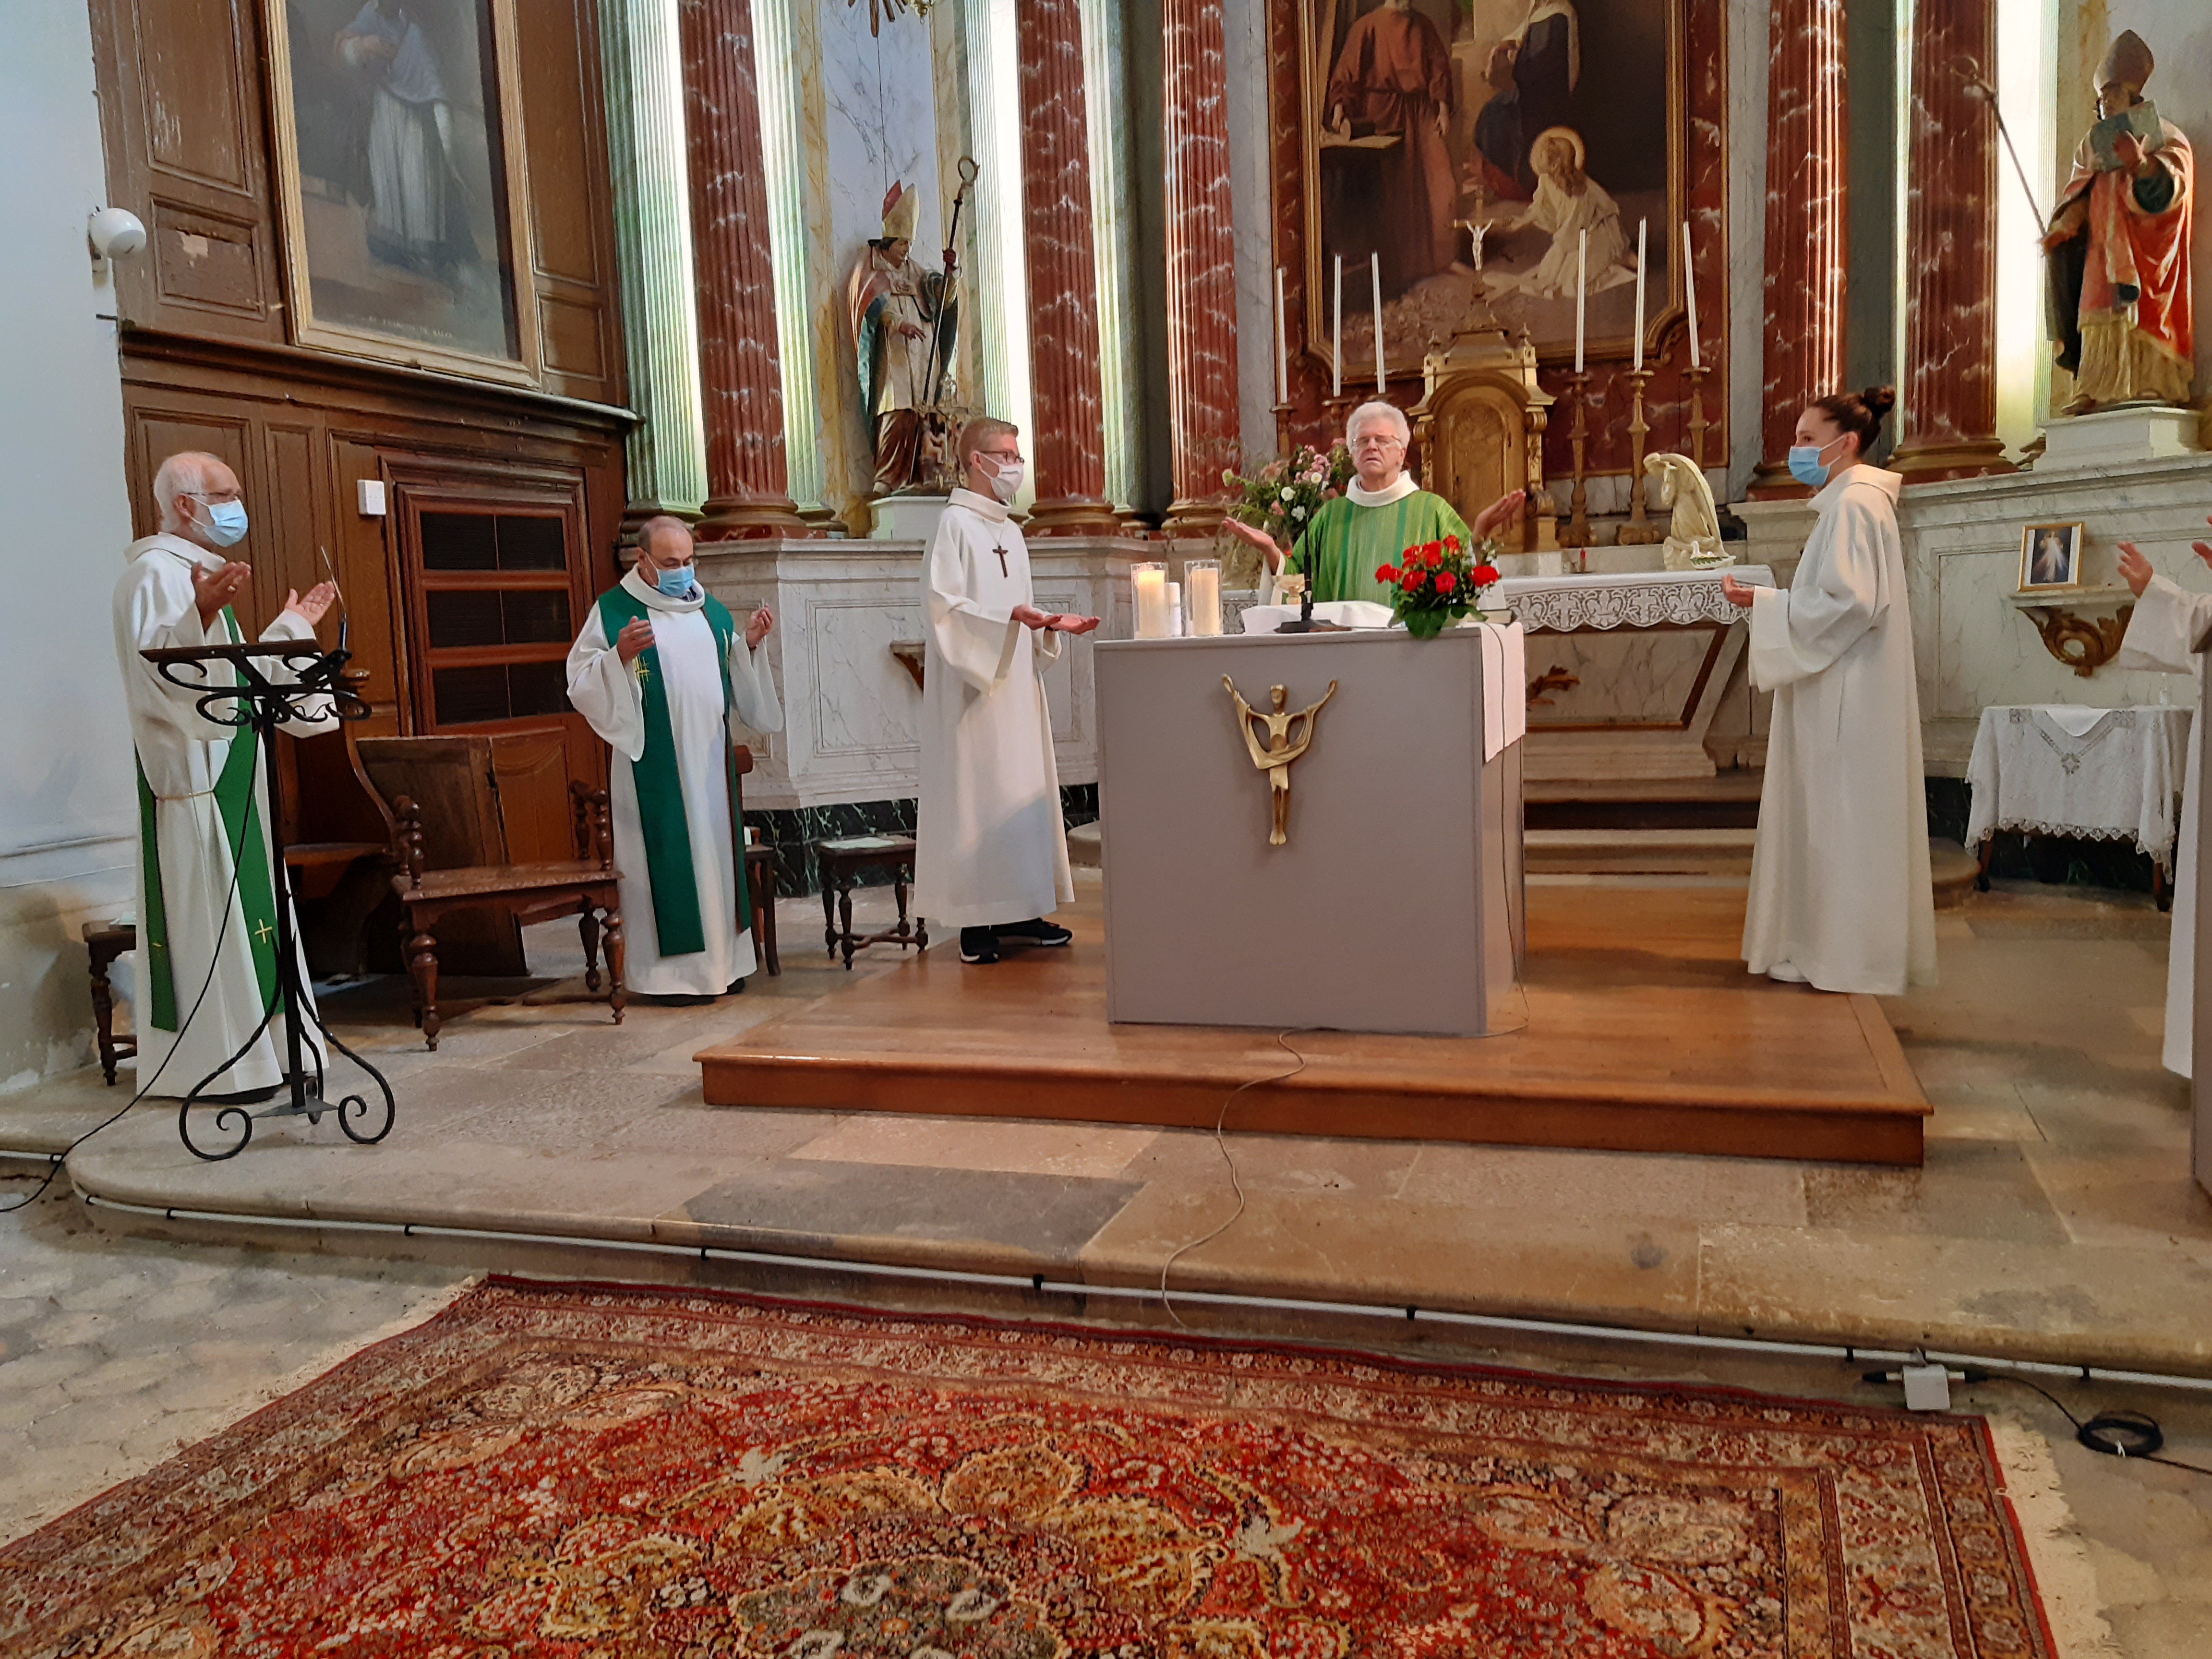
[917,418,1100,964]
[2115,517,2212,1077]
[567,516,781,1002]
[1721,386,1936,995]
[116,451,339,1098]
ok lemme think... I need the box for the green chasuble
[1290,491,1474,605]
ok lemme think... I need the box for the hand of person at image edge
[1011,604,1100,635]
[2118,517,2212,599]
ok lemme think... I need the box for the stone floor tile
[2020,1143,2212,1251]
[1396,1142,1807,1227]
[1119,1129,1420,1198]
[790,1116,1161,1180]
[1922,1095,2046,1142]
[1081,1185,1701,1328]
[1802,1142,2070,1244]
[0,1343,105,1391]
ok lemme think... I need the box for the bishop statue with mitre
[2043,29,2194,412]
[848,181,956,494]
[1225,401,1524,604]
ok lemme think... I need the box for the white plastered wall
[0,7,136,1091]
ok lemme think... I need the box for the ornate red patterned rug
[4,1278,2055,1658]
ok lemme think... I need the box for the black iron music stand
[142,633,396,1161]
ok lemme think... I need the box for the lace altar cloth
[1491,565,1775,632]
[1965,704,2192,872]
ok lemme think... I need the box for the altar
[1094,626,1526,1036]
[1491,565,1776,782]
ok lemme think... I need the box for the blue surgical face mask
[654,564,696,600]
[1786,436,1843,491]
[193,496,249,547]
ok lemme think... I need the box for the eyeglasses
[188,488,243,504]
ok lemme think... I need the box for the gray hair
[152,451,228,534]
[1345,401,1409,447]
[636,514,695,560]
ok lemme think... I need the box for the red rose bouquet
[1375,534,1502,638]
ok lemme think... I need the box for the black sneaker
[993,917,1072,947]
[959,927,1001,964]
[725,976,747,995]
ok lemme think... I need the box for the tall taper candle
[1332,254,1343,397]
[1274,266,1288,404]
[1683,228,1701,369]
[1632,219,1647,371]
[1370,252,1384,392]
[1574,230,1587,373]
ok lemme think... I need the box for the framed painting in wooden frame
[1298,0,1689,380]
[263,0,540,385]
[2019,522,2085,592]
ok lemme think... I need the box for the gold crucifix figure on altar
[1225,677,1337,847]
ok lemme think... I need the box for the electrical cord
[1869,1366,2212,1478]
[1,745,264,1215]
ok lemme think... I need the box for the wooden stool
[813,835,926,969]
[82,921,137,1086]
[745,841,781,976]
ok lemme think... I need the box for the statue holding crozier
[2042,30,2194,413]
[848,180,959,493]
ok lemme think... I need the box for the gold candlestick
[1682,362,1709,470]
[1617,366,1661,545]
[1564,371,1593,547]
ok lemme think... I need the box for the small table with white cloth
[1964,704,2192,908]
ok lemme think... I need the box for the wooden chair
[354,735,625,1050]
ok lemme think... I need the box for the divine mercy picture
[1302,0,1684,375]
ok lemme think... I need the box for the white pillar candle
[1632,218,1647,371]
[1132,566,1167,638]
[1332,255,1343,397]
[1274,266,1289,404]
[1574,230,1587,373]
[1370,251,1384,392]
[1188,564,1222,635]
[1683,227,1701,369]
[1164,581,1184,637]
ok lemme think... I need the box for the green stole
[135,604,281,1032]
[1291,492,1475,605]
[595,584,750,958]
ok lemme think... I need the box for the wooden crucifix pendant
[991,544,1010,578]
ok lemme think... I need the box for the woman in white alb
[1721,385,1936,996]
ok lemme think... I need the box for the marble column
[676,0,809,539]
[1018,0,1117,534]
[1889,0,2013,482]
[599,0,708,531]
[1751,0,1848,497]
[1160,0,1241,532]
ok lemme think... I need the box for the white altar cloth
[1492,566,1775,632]
[1965,704,2192,872]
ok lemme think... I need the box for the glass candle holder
[1184,558,1223,636]
[1130,561,1170,639]
[1164,580,1184,637]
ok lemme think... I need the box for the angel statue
[1644,452,1730,571]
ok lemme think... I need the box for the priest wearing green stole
[1226,400,1525,605]
[567,517,781,1002]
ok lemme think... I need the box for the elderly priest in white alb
[567,517,781,1003]
[917,418,1100,965]
[2116,518,2212,1078]
[1722,387,1936,996]
[115,451,338,1098]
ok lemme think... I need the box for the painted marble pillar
[597,0,708,528]
[676,0,809,538]
[1161,0,1241,530]
[1751,0,1848,497]
[1889,0,2012,482]
[1018,0,1116,533]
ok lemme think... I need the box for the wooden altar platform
[696,883,1928,1166]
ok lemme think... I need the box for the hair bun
[1862,385,1898,418]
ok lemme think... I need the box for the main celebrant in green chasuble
[1226,401,1526,604]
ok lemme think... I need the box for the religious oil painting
[2019,523,2085,592]
[264,0,538,382]
[1301,0,1686,376]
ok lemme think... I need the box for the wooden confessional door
[394,470,604,971]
